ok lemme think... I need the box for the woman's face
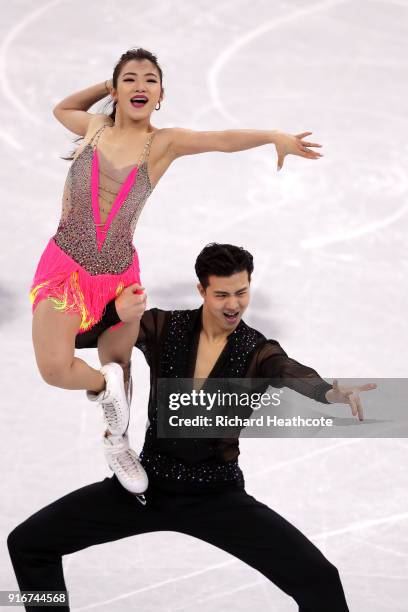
[113,59,162,118]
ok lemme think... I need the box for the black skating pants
[7,476,349,611]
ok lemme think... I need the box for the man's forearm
[222,129,280,153]
[74,300,120,349]
[285,377,333,404]
[259,343,333,404]
[103,300,121,326]
[53,81,109,112]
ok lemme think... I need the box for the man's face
[198,270,251,330]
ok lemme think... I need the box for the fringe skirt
[29,238,141,334]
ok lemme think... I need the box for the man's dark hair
[195,243,254,289]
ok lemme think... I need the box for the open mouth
[130,96,148,108]
[223,311,239,323]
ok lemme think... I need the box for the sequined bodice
[53,124,155,275]
[97,150,141,225]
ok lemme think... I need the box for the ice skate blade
[134,494,147,506]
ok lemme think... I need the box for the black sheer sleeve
[74,300,121,349]
[74,299,169,356]
[135,308,168,364]
[256,340,333,403]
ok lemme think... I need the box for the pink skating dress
[29,123,155,334]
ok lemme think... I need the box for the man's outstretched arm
[258,340,333,404]
[258,340,377,420]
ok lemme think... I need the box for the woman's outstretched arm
[167,128,323,171]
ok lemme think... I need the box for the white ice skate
[103,431,148,495]
[86,362,129,436]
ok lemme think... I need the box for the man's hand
[115,283,147,323]
[325,379,377,421]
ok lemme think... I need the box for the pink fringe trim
[29,238,141,334]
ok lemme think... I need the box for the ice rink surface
[1,0,408,610]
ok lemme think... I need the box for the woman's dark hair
[195,243,254,289]
[62,47,163,160]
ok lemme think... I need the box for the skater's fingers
[133,294,147,320]
[356,394,364,421]
[300,141,322,148]
[121,283,144,296]
[134,292,147,305]
[357,383,377,392]
[135,293,147,305]
[348,393,358,418]
[115,286,145,323]
[134,290,147,302]
[295,131,313,138]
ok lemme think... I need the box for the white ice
[1,0,407,610]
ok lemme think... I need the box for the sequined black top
[76,305,333,491]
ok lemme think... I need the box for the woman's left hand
[275,131,323,171]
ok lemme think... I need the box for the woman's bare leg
[97,319,140,372]
[32,299,105,392]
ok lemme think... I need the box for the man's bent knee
[7,525,27,559]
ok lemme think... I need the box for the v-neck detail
[91,148,138,252]
[97,148,136,173]
[89,125,153,252]
[188,306,243,379]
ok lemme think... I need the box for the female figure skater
[29,47,323,496]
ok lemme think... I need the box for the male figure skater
[8,243,375,611]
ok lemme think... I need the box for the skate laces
[102,398,123,429]
[113,450,142,478]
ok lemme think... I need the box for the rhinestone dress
[29,124,155,333]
